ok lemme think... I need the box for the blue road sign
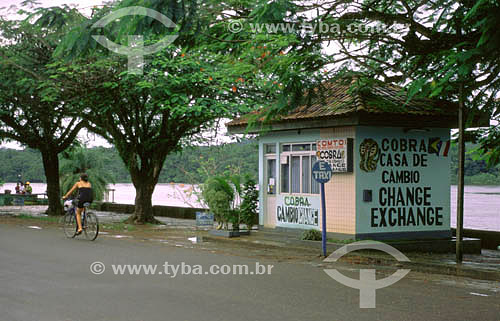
[312,161,332,184]
[312,160,333,257]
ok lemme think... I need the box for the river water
[2,183,499,231]
[1,182,206,209]
[450,185,500,232]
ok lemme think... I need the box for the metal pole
[456,83,465,263]
[321,182,327,257]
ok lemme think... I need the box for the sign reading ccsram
[316,138,354,173]
[276,195,320,229]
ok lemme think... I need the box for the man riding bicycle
[62,173,93,235]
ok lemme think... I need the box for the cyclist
[62,173,93,235]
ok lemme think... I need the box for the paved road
[1,224,499,321]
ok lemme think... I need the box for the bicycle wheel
[63,213,77,238]
[84,212,99,241]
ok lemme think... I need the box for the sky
[1,0,105,12]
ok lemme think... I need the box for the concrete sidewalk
[0,205,198,227]
[204,229,500,281]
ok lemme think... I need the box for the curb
[203,235,500,282]
[346,254,500,282]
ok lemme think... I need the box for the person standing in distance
[24,182,32,194]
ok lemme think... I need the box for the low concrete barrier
[0,193,48,206]
[93,202,204,220]
[93,202,258,223]
[97,202,135,214]
[452,228,500,250]
[153,205,201,219]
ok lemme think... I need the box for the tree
[315,0,499,263]
[0,7,88,215]
[46,1,267,223]
[228,0,499,262]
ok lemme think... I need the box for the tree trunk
[41,149,63,216]
[126,174,162,224]
[456,84,465,263]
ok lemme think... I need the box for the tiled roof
[226,80,457,127]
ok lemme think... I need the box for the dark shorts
[76,199,92,209]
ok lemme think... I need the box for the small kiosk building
[227,81,461,240]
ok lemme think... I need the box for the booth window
[291,156,301,193]
[281,160,289,193]
[280,143,319,194]
[266,159,276,194]
[302,156,310,193]
[264,144,276,194]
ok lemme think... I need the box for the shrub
[301,229,322,241]
[240,177,258,230]
[201,173,259,231]
[201,175,243,230]
[201,176,233,229]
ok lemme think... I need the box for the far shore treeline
[0,141,259,185]
[0,142,498,186]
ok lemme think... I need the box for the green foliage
[301,229,322,241]
[235,0,500,164]
[59,146,115,201]
[175,141,258,185]
[240,176,258,230]
[89,147,131,183]
[0,4,87,215]
[0,7,86,150]
[14,214,60,223]
[0,148,45,182]
[3,194,13,205]
[200,170,260,231]
[201,175,236,229]
[463,173,500,185]
[449,143,500,185]
[0,142,259,184]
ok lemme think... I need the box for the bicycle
[63,199,99,241]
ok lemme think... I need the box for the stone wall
[93,202,203,220]
[452,228,500,250]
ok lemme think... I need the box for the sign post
[312,161,332,257]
